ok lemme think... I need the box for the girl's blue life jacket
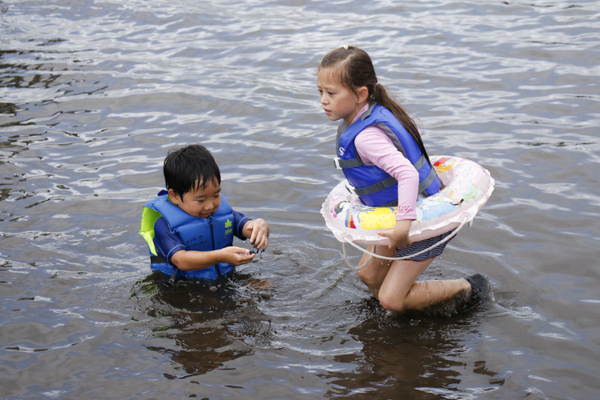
[139,190,235,282]
[335,102,442,207]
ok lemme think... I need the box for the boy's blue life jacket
[139,190,235,281]
[335,102,442,207]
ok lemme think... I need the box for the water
[1,0,599,398]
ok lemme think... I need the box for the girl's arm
[355,126,419,220]
[355,127,419,249]
[377,219,412,250]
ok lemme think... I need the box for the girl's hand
[218,246,255,266]
[378,219,412,250]
[244,218,270,251]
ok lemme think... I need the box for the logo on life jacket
[339,147,345,156]
[224,218,233,236]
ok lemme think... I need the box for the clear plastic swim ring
[321,156,495,246]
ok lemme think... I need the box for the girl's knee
[357,267,375,285]
[357,259,392,286]
[378,291,407,312]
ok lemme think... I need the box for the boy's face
[168,179,222,218]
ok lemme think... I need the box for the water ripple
[1,0,600,398]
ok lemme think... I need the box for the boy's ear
[356,86,369,104]
[167,188,181,205]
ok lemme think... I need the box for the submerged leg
[356,245,396,298]
[377,258,471,312]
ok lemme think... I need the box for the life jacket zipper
[210,218,221,276]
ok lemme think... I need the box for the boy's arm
[154,217,255,271]
[171,247,255,271]
[232,210,270,251]
[242,218,270,250]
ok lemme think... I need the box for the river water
[1,0,599,399]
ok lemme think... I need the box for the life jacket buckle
[345,183,357,195]
[333,158,343,170]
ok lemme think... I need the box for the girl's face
[317,68,366,126]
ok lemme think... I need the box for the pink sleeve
[355,126,419,220]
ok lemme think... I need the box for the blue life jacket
[335,103,441,207]
[139,191,235,281]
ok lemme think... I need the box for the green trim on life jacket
[139,206,163,256]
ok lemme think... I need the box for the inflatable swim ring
[321,156,495,246]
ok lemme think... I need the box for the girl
[317,46,489,313]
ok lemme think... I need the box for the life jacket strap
[413,154,427,171]
[418,166,438,195]
[334,157,364,169]
[379,199,398,207]
[150,255,168,264]
[347,176,397,197]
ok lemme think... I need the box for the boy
[139,144,270,281]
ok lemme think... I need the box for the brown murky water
[1,0,599,398]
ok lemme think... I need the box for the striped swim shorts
[395,229,456,261]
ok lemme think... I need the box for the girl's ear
[356,86,369,104]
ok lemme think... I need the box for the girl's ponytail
[373,83,430,160]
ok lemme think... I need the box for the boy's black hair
[163,144,221,200]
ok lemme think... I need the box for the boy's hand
[378,219,412,250]
[243,218,270,251]
[218,246,255,266]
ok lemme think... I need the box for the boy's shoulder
[153,215,170,234]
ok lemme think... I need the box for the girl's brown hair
[319,46,429,158]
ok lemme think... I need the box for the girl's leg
[378,258,471,312]
[356,245,396,298]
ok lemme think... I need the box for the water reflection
[131,272,273,379]
[1,0,599,397]
[0,102,17,115]
[321,298,504,398]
